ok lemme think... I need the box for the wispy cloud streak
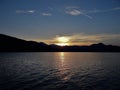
[42,13,52,16]
[16,10,35,14]
[65,6,92,19]
[87,7,120,14]
[67,33,120,45]
[33,33,120,46]
[66,9,81,16]
[65,6,120,19]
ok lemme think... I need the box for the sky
[0,0,120,45]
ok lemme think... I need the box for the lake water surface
[0,52,120,90]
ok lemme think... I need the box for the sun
[57,37,69,43]
[56,36,70,46]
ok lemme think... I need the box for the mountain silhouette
[0,34,120,52]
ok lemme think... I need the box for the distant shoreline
[0,34,120,52]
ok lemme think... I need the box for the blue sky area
[0,0,120,45]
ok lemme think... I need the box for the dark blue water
[0,52,120,90]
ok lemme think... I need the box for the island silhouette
[0,34,120,52]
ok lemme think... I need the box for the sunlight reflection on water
[0,52,120,90]
[60,52,65,65]
[59,52,72,81]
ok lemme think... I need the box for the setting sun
[57,37,69,43]
[56,36,70,46]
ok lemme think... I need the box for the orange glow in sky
[56,36,70,46]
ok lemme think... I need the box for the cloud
[67,33,120,45]
[16,10,35,14]
[63,33,120,45]
[65,6,92,19]
[42,13,52,16]
[65,6,82,16]
[87,7,120,14]
[83,14,93,19]
[66,9,81,16]
[33,33,120,46]
[65,6,120,19]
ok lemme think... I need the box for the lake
[0,52,120,90]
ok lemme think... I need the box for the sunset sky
[0,0,120,45]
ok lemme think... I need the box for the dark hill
[0,34,120,52]
[0,34,51,52]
